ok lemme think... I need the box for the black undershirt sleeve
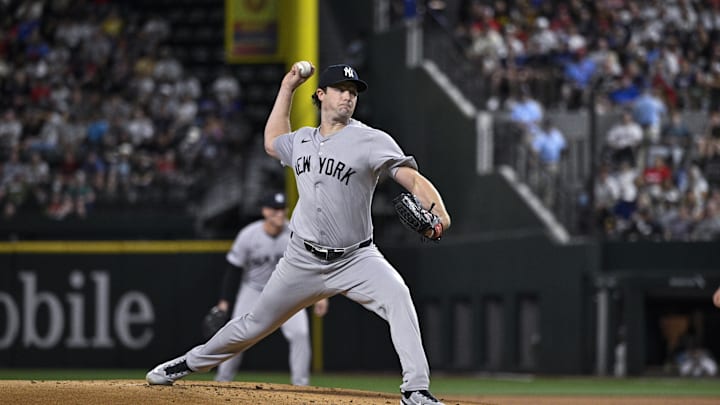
[220,262,243,303]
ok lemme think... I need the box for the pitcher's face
[319,82,358,120]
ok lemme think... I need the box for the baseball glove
[201,305,229,340]
[392,193,443,241]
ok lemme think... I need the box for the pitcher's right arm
[264,64,315,159]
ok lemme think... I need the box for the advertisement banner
[0,242,398,372]
[0,251,230,367]
[225,0,282,62]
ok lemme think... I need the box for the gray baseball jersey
[225,220,289,292]
[273,121,417,247]
[185,121,432,392]
[215,220,311,385]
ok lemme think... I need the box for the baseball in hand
[295,61,312,78]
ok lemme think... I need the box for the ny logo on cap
[344,66,354,78]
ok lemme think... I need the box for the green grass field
[0,369,719,397]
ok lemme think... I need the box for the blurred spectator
[126,108,155,150]
[674,58,703,110]
[690,199,720,241]
[678,346,718,377]
[640,156,673,199]
[589,37,622,79]
[344,31,368,72]
[697,110,720,159]
[632,87,667,168]
[528,17,559,59]
[131,151,156,201]
[659,110,693,169]
[613,160,640,229]
[67,171,95,218]
[605,111,643,168]
[594,164,621,235]
[528,118,566,209]
[139,15,170,49]
[622,207,664,242]
[658,176,682,207]
[101,7,124,39]
[102,95,132,127]
[562,47,597,110]
[607,72,643,107]
[211,69,241,112]
[661,202,694,241]
[26,151,50,206]
[58,149,80,183]
[25,109,62,156]
[681,164,710,207]
[105,144,134,203]
[82,150,107,192]
[705,45,720,112]
[465,5,504,75]
[46,187,72,220]
[509,85,543,133]
[176,73,202,100]
[682,188,706,226]
[86,112,110,150]
[2,149,25,184]
[0,109,23,154]
[1,171,28,218]
[674,328,718,377]
[700,147,720,190]
[154,47,183,83]
[176,94,198,127]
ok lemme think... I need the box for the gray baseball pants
[186,235,430,391]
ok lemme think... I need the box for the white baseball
[295,61,312,78]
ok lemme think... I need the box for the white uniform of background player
[214,192,327,385]
[146,63,451,405]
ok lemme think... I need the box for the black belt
[301,237,372,261]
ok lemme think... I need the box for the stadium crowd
[451,0,720,241]
[0,1,245,220]
[2,0,720,241]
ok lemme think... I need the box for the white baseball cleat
[146,356,193,385]
[400,390,445,405]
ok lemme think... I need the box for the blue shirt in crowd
[632,92,666,127]
[531,127,567,163]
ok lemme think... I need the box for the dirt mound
[0,380,481,404]
[1,380,716,404]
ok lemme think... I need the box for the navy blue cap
[318,64,368,92]
[261,192,286,209]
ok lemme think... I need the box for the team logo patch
[344,67,354,78]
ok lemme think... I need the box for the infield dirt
[1,380,717,404]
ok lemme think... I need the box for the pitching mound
[1,380,717,404]
[1,380,479,405]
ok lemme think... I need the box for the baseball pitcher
[146,63,451,405]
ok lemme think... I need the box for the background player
[213,191,328,385]
[146,62,451,405]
